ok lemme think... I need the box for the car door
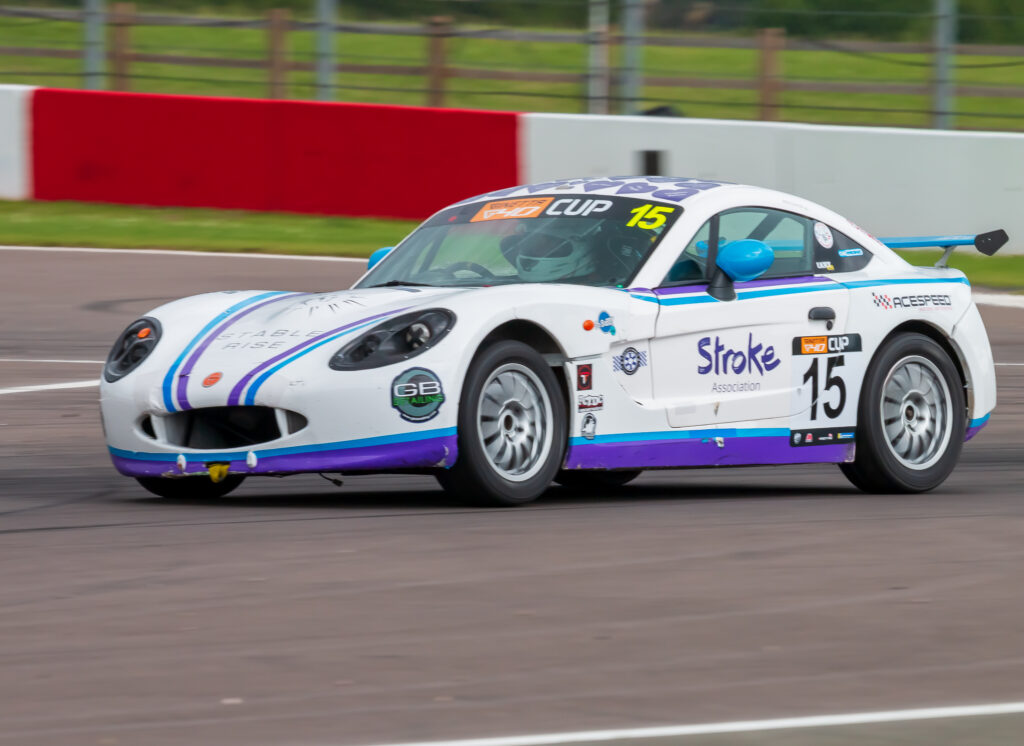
[650,206,852,430]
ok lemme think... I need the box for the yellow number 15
[626,204,675,230]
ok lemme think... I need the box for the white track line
[358,702,1024,746]
[0,380,99,396]
[974,292,1024,309]
[0,358,103,365]
[0,245,366,263]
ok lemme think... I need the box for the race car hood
[148,286,470,412]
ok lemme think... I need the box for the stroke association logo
[872,292,894,310]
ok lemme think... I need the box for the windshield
[357,195,682,289]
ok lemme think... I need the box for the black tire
[555,470,642,490]
[840,333,965,493]
[136,475,245,499]
[436,340,566,506]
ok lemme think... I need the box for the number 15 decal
[803,355,846,420]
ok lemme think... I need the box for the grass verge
[1,200,1021,290]
[0,199,416,257]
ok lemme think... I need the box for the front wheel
[136,475,245,499]
[436,340,566,506]
[840,333,965,493]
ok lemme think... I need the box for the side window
[813,224,873,274]
[719,208,813,279]
[664,220,711,285]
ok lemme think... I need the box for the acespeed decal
[161,291,293,413]
[470,197,554,222]
[838,248,863,257]
[391,367,445,423]
[229,307,410,406]
[871,291,952,310]
[792,334,863,355]
[174,291,305,411]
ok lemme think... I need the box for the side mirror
[367,246,394,271]
[708,239,774,301]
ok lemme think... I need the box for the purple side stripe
[654,275,834,297]
[564,436,853,470]
[111,434,458,477]
[175,292,305,411]
[226,307,411,406]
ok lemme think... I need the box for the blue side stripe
[242,319,380,406]
[161,291,290,413]
[654,277,969,307]
[570,427,789,447]
[110,426,458,462]
[969,413,991,428]
[840,277,969,289]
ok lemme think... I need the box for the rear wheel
[840,333,964,493]
[555,470,642,490]
[436,341,565,506]
[136,475,245,499]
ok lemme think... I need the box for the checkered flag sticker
[872,292,893,310]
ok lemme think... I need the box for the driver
[500,220,653,284]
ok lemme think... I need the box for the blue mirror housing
[715,239,774,282]
[367,246,394,271]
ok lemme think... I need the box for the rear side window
[811,223,873,274]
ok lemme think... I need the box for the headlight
[104,317,161,382]
[329,309,455,371]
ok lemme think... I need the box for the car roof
[457,176,738,207]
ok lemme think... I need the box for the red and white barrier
[4,87,518,220]
[2,86,1023,246]
[0,84,33,200]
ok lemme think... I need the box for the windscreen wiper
[369,280,434,288]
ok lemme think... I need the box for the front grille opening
[286,410,308,434]
[164,406,283,449]
[139,415,156,439]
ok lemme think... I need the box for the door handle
[809,306,835,330]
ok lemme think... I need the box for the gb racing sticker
[391,367,445,423]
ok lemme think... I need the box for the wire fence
[3,2,1024,130]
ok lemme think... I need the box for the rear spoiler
[879,229,1009,267]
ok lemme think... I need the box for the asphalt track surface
[2,248,1023,746]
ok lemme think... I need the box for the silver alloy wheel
[476,362,554,483]
[880,354,953,471]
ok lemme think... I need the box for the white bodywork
[100,178,996,479]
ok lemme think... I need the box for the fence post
[587,0,610,114]
[110,2,134,92]
[426,16,451,108]
[83,0,106,90]
[315,0,336,101]
[932,0,957,129]
[267,8,289,100]
[757,27,784,121]
[621,0,645,114]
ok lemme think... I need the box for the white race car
[100,177,1003,505]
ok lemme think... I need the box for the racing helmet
[507,224,596,282]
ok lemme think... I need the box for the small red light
[582,319,595,331]
[137,328,151,339]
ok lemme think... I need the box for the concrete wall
[522,114,1024,248]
